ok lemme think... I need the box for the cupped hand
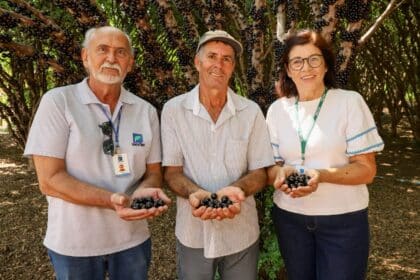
[112,188,171,221]
[289,169,320,198]
[273,165,297,195]
[189,186,245,220]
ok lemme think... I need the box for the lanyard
[294,88,328,164]
[98,104,123,148]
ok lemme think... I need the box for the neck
[88,78,121,113]
[199,86,227,123]
[297,86,326,101]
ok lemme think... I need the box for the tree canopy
[0,0,417,149]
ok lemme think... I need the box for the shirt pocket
[224,139,248,177]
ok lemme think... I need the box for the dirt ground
[0,128,418,279]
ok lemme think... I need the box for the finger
[156,190,171,202]
[192,206,206,218]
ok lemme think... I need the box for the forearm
[267,165,282,186]
[164,169,202,199]
[39,170,114,209]
[231,168,267,196]
[137,163,163,189]
[318,155,377,185]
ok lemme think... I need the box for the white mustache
[100,62,122,75]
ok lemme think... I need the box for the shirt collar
[77,78,136,105]
[183,84,248,115]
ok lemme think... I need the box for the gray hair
[82,26,134,55]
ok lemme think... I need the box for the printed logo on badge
[132,133,145,146]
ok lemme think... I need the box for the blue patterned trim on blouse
[271,142,279,148]
[346,126,377,143]
[347,142,384,155]
[274,156,283,160]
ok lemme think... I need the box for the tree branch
[358,0,406,46]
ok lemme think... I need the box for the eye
[116,49,128,57]
[97,46,106,53]
[290,58,303,66]
[223,56,233,63]
[309,56,320,63]
[207,53,216,60]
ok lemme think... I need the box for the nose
[301,58,311,71]
[106,51,116,63]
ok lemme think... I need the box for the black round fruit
[285,173,311,188]
[130,196,166,209]
[199,193,233,209]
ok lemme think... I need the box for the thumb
[111,193,128,206]
[273,173,285,189]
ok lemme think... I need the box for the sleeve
[160,103,184,166]
[345,92,384,156]
[23,92,69,158]
[247,106,276,170]
[266,103,284,164]
[146,107,162,164]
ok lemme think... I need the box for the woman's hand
[288,169,320,198]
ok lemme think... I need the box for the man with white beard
[24,26,170,280]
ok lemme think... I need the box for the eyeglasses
[288,54,323,71]
[99,121,114,155]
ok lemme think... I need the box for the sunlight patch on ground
[0,162,19,168]
[380,256,418,274]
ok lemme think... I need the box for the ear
[81,48,88,68]
[194,55,201,72]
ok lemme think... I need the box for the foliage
[1,0,406,149]
[348,0,419,142]
[256,186,284,279]
[0,1,417,277]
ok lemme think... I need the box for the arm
[164,166,246,221]
[266,153,377,199]
[230,168,267,197]
[33,155,114,209]
[33,156,170,221]
[317,152,377,185]
[164,165,202,199]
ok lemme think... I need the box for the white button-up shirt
[161,85,274,258]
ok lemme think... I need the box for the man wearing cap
[161,30,274,279]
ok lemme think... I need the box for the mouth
[209,72,224,78]
[301,74,316,80]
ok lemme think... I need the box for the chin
[96,74,124,85]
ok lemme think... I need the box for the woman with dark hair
[266,29,384,280]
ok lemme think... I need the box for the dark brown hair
[278,30,337,98]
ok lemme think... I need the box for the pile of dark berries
[285,173,311,188]
[199,193,233,208]
[131,197,165,209]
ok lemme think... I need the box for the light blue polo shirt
[24,78,161,256]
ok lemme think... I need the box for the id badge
[112,153,131,176]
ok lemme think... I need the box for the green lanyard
[294,88,328,164]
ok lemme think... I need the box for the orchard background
[0,0,418,279]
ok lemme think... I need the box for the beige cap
[196,30,243,56]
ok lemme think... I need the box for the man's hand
[189,186,245,221]
[111,188,171,221]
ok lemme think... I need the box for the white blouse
[266,88,384,215]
